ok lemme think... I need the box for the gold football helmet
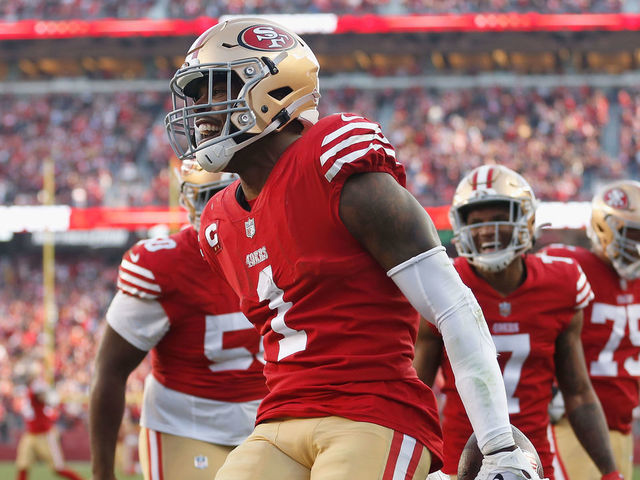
[179,160,237,230]
[450,165,537,272]
[165,18,320,172]
[588,180,640,279]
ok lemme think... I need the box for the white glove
[427,471,451,480]
[474,447,547,480]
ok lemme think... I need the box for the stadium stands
[0,85,631,208]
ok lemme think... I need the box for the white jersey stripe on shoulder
[576,289,594,309]
[321,121,381,148]
[392,434,417,480]
[340,113,364,121]
[576,285,592,304]
[119,271,161,293]
[320,132,390,166]
[121,259,155,280]
[576,273,592,305]
[325,143,396,182]
[117,281,160,300]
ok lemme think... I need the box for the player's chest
[205,212,294,295]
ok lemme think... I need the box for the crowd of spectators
[0,91,173,207]
[379,85,615,206]
[0,251,149,444]
[0,0,628,20]
[1,84,634,209]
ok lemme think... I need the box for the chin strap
[197,90,320,172]
[228,90,319,153]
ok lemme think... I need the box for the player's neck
[475,256,526,297]
[230,128,302,201]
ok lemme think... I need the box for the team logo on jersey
[245,218,256,238]
[194,455,208,469]
[617,293,634,304]
[603,187,630,210]
[238,25,296,52]
[499,301,511,317]
[129,252,140,262]
[246,246,268,268]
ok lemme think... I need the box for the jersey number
[493,333,531,414]
[204,312,265,372]
[590,303,640,376]
[257,265,307,361]
[139,237,177,252]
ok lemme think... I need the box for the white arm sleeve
[388,246,514,454]
[106,291,170,352]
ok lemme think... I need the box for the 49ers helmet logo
[238,25,297,51]
[604,187,630,210]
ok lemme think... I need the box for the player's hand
[601,472,623,480]
[474,447,546,480]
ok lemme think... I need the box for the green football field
[0,461,142,480]
[0,462,639,479]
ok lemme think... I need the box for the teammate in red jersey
[89,163,267,480]
[15,369,84,480]
[415,165,620,480]
[165,17,541,480]
[542,179,640,480]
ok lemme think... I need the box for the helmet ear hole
[268,86,293,100]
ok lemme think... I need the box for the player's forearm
[89,372,127,480]
[388,247,514,454]
[566,398,618,474]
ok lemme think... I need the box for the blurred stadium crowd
[0,0,629,19]
[0,253,149,445]
[2,86,639,208]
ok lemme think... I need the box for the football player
[415,165,621,480]
[543,179,640,480]
[15,365,84,480]
[89,162,267,480]
[166,17,540,480]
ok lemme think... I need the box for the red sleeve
[534,252,594,311]
[315,113,406,189]
[117,236,179,300]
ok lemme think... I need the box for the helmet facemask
[601,217,640,280]
[166,62,262,172]
[453,199,533,273]
[164,19,321,173]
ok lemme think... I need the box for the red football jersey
[542,244,640,434]
[199,113,443,467]
[116,226,267,402]
[437,253,592,478]
[22,382,55,434]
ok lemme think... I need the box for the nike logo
[130,253,140,263]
